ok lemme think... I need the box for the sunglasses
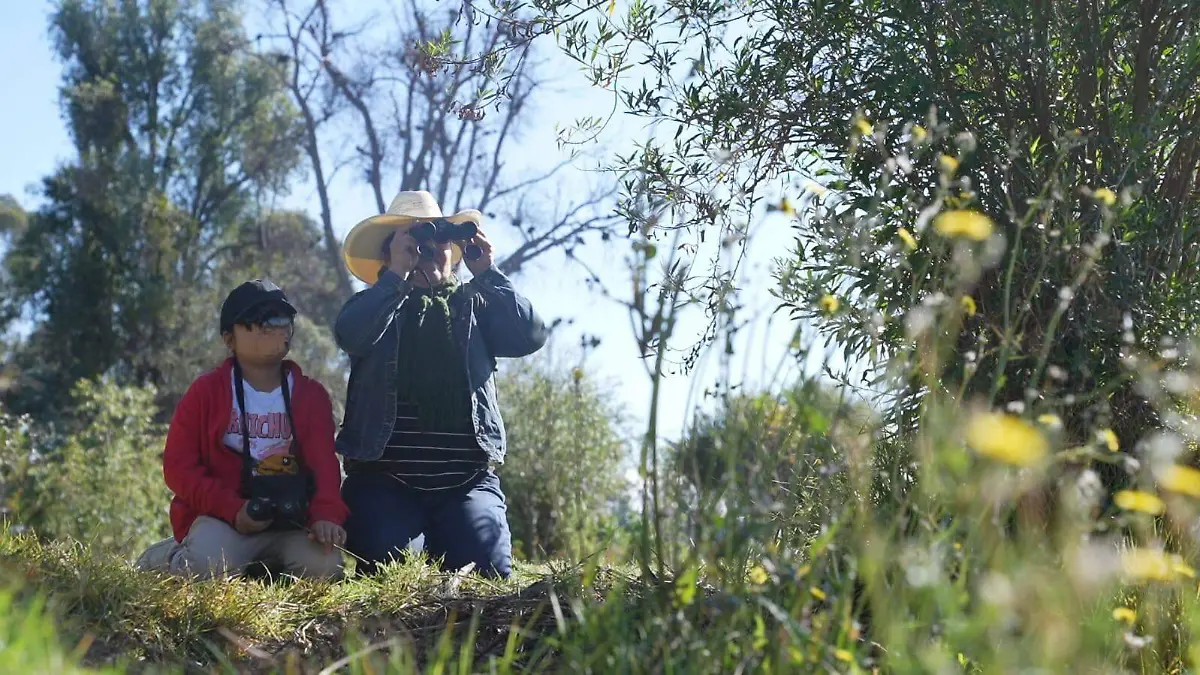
[236,310,294,331]
[253,316,294,330]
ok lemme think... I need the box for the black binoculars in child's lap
[409,218,483,262]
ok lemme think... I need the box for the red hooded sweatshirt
[163,358,349,542]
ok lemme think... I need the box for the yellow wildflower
[933,210,994,241]
[938,154,960,175]
[1112,607,1137,624]
[960,295,977,317]
[572,367,584,382]
[819,294,840,315]
[1177,560,1197,578]
[910,124,928,144]
[1092,188,1118,207]
[1114,490,1166,515]
[1037,413,1063,428]
[810,586,827,601]
[1122,549,1192,582]
[1122,549,1172,581]
[834,649,853,662]
[965,412,1048,467]
[1100,429,1120,452]
[897,227,917,251]
[1161,464,1200,498]
[854,117,873,137]
[748,565,769,586]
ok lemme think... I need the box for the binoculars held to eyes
[408,219,484,261]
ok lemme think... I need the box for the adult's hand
[465,229,495,277]
[388,229,419,278]
[234,502,272,535]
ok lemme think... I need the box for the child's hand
[309,520,347,553]
[234,502,272,534]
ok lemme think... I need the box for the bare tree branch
[499,183,621,274]
[257,0,622,286]
[321,54,387,213]
[264,0,353,297]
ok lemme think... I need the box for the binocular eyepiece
[246,494,305,522]
[408,219,484,262]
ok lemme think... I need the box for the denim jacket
[333,266,547,463]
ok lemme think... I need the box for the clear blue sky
[0,3,69,203]
[0,0,819,442]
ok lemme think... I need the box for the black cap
[219,279,297,334]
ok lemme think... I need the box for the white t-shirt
[223,375,298,477]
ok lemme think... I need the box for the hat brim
[221,296,297,334]
[342,210,483,285]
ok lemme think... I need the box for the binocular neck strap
[278,363,301,465]
[233,359,254,497]
[232,360,303,498]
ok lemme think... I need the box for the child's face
[223,314,293,365]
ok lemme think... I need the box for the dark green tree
[1,0,300,415]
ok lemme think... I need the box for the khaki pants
[136,516,343,581]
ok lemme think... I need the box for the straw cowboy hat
[342,191,483,285]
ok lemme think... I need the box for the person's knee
[472,479,513,579]
[440,538,511,579]
[484,523,513,579]
[135,538,179,573]
[284,544,344,580]
[345,516,408,568]
[342,477,423,570]
[168,516,252,580]
[168,545,236,580]
[481,550,512,579]
[437,507,512,578]
[472,518,512,578]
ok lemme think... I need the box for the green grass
[0,529,638,673]
[0,587,119,674]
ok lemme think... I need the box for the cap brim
[342,211,482,285]
[223,297,297,332]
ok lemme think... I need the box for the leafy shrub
[1,380,170,556]
[497,356,632,562]
[666,381,877,571]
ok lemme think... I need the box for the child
[136,280,349,579]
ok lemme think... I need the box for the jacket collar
[218,357,304,392]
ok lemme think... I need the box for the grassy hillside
[0,529,640,673]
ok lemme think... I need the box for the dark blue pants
[341,470,513,578]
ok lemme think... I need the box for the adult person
[334,190,546,579]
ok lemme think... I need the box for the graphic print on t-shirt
[223,375,299,476]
